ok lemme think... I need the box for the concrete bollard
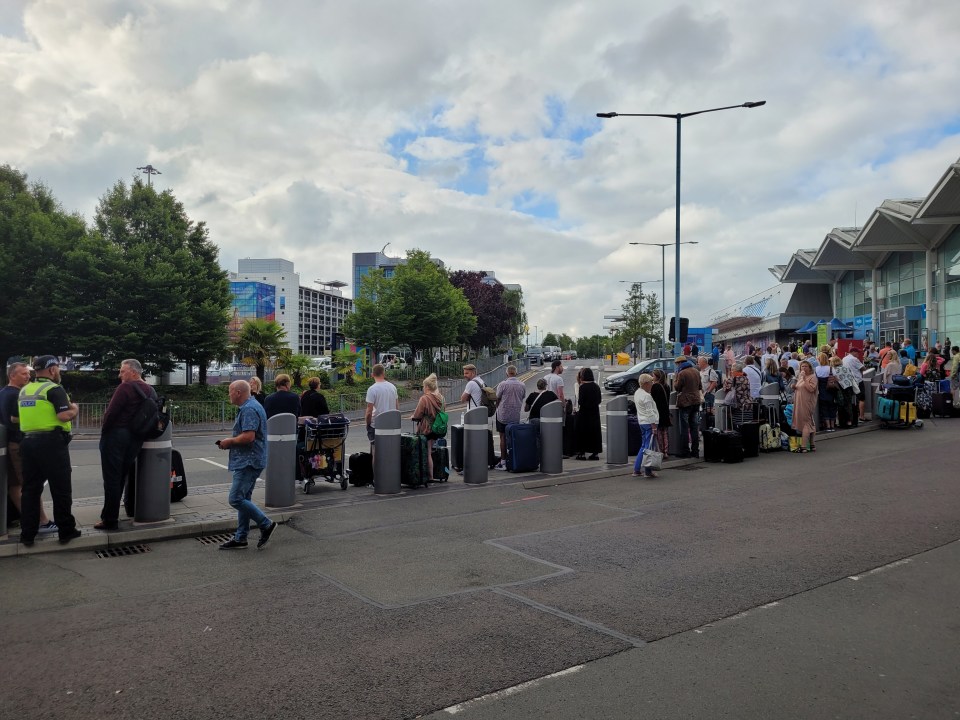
[605,395,628,465]
[265,412,297,507]
[668,391,681,452]
[373,409,401,495]
[463,407,489,485]
[862,369,876,420]
[0,424,7,538]
[135,421,173,523]
[539,400,563,474]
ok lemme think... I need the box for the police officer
[18,355,81,546]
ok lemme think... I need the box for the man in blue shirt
[217,380,277,550]
[902,338,917,363]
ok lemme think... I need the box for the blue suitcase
[505,422,539,472]
[876,396,900,421]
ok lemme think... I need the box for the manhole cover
[96,544,151,558]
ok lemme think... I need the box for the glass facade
[230,281,276,322]
[836,269,872,319]
[939,227,960,344]
[878,251,925,310]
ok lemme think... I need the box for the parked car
[602,357,675,395]
[561,350,578,360]
[526,346,545,366]
[542,346,561,362]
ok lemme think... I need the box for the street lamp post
[598,101,766,355]
[630,241,698,356]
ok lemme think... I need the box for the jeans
[678,404,699,457]
[228,465,271,541]
[633,423,655,475]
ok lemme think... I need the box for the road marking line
[442,664,584,715]
[196,457,229,470]
[848,558,912,581]
[500,494,549,505]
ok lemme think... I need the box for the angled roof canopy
[780,251,839,284]
[914,162,960,224]
[811,227,882,270]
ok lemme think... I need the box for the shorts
[366,423,375,443]
[857,380,865,397]
[495,419,509,433]
[703,392,715,409]
[6,441,23,487]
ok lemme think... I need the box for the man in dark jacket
[96,358,157,530]
[673,355,702,459]
[300,377,330,417]
[264,374,301,419]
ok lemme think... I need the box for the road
[3,408,958,719]
[67,359,617,499]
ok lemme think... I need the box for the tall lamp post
[630,241,698,356]
[598,101,766,355]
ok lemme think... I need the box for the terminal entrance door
[877,306,923,347]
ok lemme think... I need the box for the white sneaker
[495,462,507,470]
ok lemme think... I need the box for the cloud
[2,0,960,346]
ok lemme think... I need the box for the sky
[3,0,960,343]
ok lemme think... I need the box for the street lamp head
[742,101,766,108]
[596,112,619,118]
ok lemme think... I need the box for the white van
[312,356,333,371]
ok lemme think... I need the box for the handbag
[641,436,663,470]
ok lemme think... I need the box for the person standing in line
[493,365,527,469]
[650,369,671,459]
[525,378,557,426]
[365,363,399,461]
[742,355,763,399]
[411,373,445,478]
[263,373,300,419]
[792,361,819,452]
[673,356,702,459]
[459,364,485,410]
[545,360,565,404]
[902,338,917,364]
[96,358,157,530]
[841,347,866,421]
[217,380,277,550]
[0,361,55,534]
[698,356,719,418]
[17,356,81,546]
[632,374,660,478]
[722,345,735,375]
[299,377,330,418]
[248,376,266,405]
[573,368,602,461]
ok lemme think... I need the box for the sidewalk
[0,421,881,558]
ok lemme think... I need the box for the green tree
[333,348,362,385]
[340,268,396,363]
[542,333,559,347]
[448,271,512,351]
[0,165,88,380]
[89,177,233,378]
[280,352,315,388]
[233,319,290,382]
[384,250,475,360]
[615,283,662,360]
[501,288,526,348]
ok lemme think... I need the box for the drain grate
[197,533,235,545]
[96,544,151,559]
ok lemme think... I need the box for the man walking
[673,356,702,459]
[0,361,56,534]
[17,356,81,546]
[217,380,277,550]
[95,359,156,530]
[545,360,565,403]
[494,365,527,470]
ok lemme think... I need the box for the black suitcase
[700,412,716,433]
[931,392,954,418]
[719,431,744,463]
[627,415,643,457]
[738,422,760,458]
[431,446,450,481]
[563,407,577,458]
[400,433,429,488]
[170,449,188,502]
[702,428,723,463]
[450,425,498,471]
[348,452,373,486]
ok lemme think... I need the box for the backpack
[130,382,168,439]
[430,401,448,437]
[826,373,840,391]
[475,378,498,417]
[759,423,781,451]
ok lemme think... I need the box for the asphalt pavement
[2,403,958,720]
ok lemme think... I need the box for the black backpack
[130,383,169,439]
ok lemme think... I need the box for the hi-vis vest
[18,380,72,433]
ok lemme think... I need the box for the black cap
[32,355,60,371]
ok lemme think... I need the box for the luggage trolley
[298,413,351,491]
[876,381,924,430]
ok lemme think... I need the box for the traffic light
[668,317,689,343]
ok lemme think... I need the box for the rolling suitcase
[876,396,900,421]
[170,449,188,502]
[930,392,953,418]
[898,402,917,424]
[505,422,539,473]
[348,452,373,486]
[400,433,429,488]
[719,431,744,463]
[702,428,723,463]
[627,415,643,456]
[562,408,577,458]
[450,424,497,471]
[738,422,760,458]
[431,445,450,481]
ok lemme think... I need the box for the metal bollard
[539,400,563,474]
[463,407,489,485]
[0,424,7,538]
[668,391,681,452]
[373,409,401,495]
[265,413,297,507]
[759,382,779,423]
[135,421,172,523]
[605,395,628,465]
[862,369,876,420]
[714,389,729,432]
